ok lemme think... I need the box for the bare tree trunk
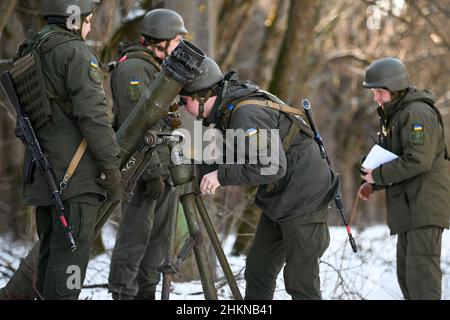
[0,89,25,238]
[218,0,256,71]
[407,0,450,50]
[268,0,321,103]
[0,0,18,38]
[216,0,242,53]
[165,0,217,57]
[231,186,260,256]
[254,0,287,89]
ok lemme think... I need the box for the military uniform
[17,24,120,299]
[199,72,337,299]
[108,43,173,299]
[371,88,450,299]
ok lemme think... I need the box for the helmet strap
[193,91,212,120]
[149,41,171,59]
[160,40,171,58]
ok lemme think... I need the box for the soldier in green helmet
[359,57,450,300]
[0,0,121,300]
[107,9,188,300]
[179,57,338,300]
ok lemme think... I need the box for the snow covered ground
[1,225,449,300]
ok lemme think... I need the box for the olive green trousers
[245,209,330,300]
[397,226,443,300]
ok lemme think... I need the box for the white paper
[362,144,398,169]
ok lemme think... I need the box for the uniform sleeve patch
[88,58,102,85]
[245,128,258,137]
[127,78,141,103]
[410,123,425,145]
[90,58,99,68]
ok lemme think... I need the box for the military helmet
[140,9,188,40]
[363,57,410,92]
[42,0,98,18]
[182,57,224,96]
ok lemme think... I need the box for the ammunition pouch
[10,30,80,129]
[9,51,52,129]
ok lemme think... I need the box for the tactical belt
[60,139,88,193]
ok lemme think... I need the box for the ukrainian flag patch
[410,123,425,145]
[90,58,99,68]
[88,58,102,84]
[127,79,141,102]
[245,128,258,137]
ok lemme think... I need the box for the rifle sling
[60,139,88,193]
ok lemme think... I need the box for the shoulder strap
[233,99,305,117]
[35,30,81,114]
[122,51,162,72]
[36,30,82,55]
[225,98,313,151]
[223,97,313,194]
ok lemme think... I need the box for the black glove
[143,176,164,200]
[96,168,122,200]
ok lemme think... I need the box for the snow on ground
[1,225,450,300]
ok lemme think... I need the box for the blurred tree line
[1,0,449,256]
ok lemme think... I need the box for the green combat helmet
[181,57,223,119]
[363,57,410,92]
[42,0,98,18]
[182,57,223,96]
[141,9,188,40]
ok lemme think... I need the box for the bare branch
[0,0,18,37]
[407,0,450,50]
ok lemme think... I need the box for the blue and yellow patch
[245,128,258,138]
[127,78,141,103]
[410,123,425,145]
[88,58,102,84]
[90,58,99,68]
